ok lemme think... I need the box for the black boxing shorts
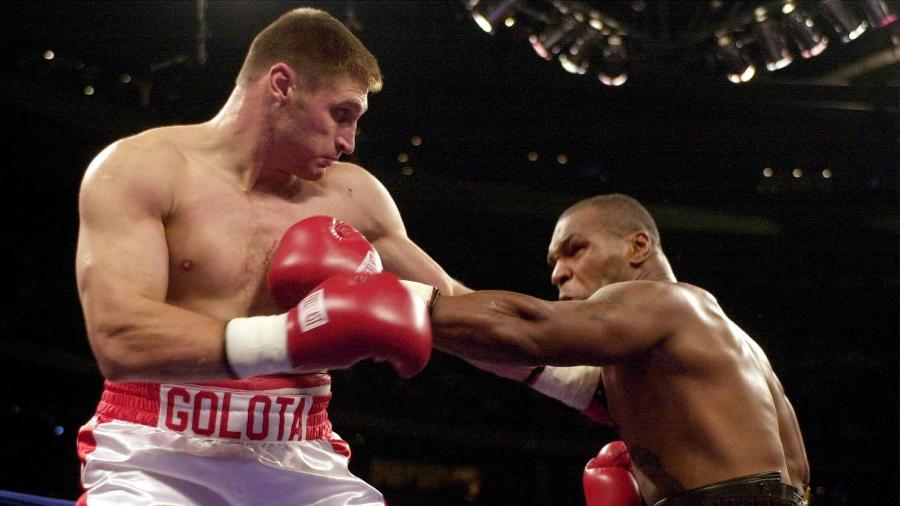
[654,471,806,506]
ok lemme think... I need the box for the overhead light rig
[463,0,899,85]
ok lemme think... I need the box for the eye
[567,242,586,257]
[333,108,351,122]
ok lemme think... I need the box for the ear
[626,231,652,266]
[267,63,297,103]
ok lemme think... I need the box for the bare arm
[339,166,609,411]
[376,232,470,296]
[76,139,232,382]
[332,163,470,295]
[431,281,685,366]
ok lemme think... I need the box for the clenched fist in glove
[584,440,642,506]
[226,271,432,379]
[267,215,382,309]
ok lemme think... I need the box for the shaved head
[561,194,662,252]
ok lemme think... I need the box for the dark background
[0,1,896,505]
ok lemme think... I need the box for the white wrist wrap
[531,366,603,410]
[399,280,439,311]
[224,313,291,378]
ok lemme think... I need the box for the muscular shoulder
[80,127,186,216]
[591,281,722,334]
[593,280,699,311]
[644,283,740,364]
[83,128,185,185]
[322,162,402,238]
[322,162,386,196]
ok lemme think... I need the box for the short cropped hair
[562,194,662,251]
[236,7,382,92]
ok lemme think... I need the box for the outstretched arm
[431,281,684,366]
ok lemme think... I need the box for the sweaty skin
[77,75,463,383]
[431,206,809,504]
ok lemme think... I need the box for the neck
[635,254,678,283]
[205,85,293,193]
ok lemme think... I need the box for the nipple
[180,260,194,271]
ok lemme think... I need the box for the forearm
[431,291,547,365]
[372,233,471,296]
[86,298,232,383]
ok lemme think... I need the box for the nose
[336,127,356,155]
[550,261,571,290]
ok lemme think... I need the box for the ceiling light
[784,8,829,58]
[716,36,756,83]
[820,0,868,42]
[468,0,519,33]
[594,35,628,86]
[559,30,602,74]
[756,19,793,70]
[861,0,898,27]
[530,16,581,60]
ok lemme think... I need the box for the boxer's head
[548,194,663,300]
[237,8,381,179]
[237,7,382,93]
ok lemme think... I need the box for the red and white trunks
[77,374,384,506]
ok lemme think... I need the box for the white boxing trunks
[76,374,384,506]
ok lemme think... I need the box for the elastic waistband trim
[655,472,804,506]
[96,380,333,442]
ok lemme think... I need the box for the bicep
[534,285,680,365]
[76,145,171,328]
[438,285,686,367]
[373,233,463,294]
[343,165,462,293]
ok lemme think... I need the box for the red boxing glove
[268,216,383,309]
[584,441,642,506]
[226,272,432,379]
[285,272,431,377]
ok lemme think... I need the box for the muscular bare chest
[163,173,353,318]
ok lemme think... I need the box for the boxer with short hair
[427,194,810,505]
[75,7,464,505]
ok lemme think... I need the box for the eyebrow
[547,235,573,265]
[337,99,367,115]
